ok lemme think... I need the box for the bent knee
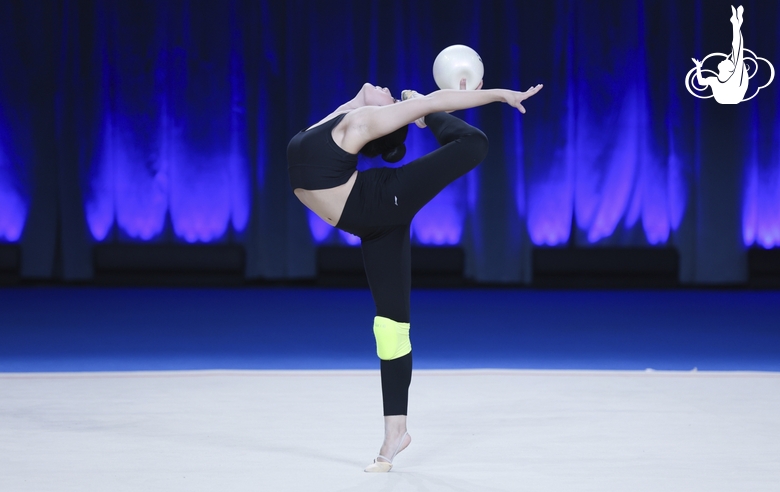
[461,130,489,163]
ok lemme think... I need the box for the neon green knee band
[373,316,411,360]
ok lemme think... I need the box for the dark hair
[359,125,409,163]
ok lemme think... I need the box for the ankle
[383,415,407,436]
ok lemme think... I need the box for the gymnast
[287,78,543,472]
[692,5,747,104]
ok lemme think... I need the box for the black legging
[336,111,489,415]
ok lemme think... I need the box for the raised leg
[730,6,743,62]
[390,112,489,223]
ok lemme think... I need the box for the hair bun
[382,144,406,163]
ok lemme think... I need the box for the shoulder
[337,106,373,131]
[334,106,379,154]
[306,110,349,132]
[324,108,365,154]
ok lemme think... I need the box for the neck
[337,93,367,112]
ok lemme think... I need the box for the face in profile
[361,83,395,106]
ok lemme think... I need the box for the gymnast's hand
[503,84,544,114]
[460,78,484,91]
[400,89,429,128]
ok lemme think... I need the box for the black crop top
[287,113,358,190]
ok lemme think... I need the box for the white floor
[1,369,778,492]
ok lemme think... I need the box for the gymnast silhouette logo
[685,5,774,104]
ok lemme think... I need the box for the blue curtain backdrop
[0,0,778,283]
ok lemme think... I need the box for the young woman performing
[287,79,543,472]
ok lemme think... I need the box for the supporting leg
[360,225,413,415]
[361,226,411,325]
[360,226,414,471]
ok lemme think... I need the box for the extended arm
[344,85,543,151]
[692,58,710,87]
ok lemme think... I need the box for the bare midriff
[293,170,358,227]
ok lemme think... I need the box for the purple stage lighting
[0,146,26,242]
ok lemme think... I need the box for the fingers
[458,78,483,90]
[516,84,542,114]
[526,84,544,97]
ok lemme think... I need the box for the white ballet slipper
[364,431,409,473]
[364,456,393,473]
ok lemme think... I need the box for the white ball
[432,45,484,90]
